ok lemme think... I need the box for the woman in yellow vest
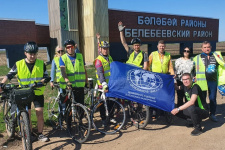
[0,42,49,142]
[50,46,67,114]
[50,46,65,87]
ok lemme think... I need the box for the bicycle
[84,78,126,135]
[0,78,51,150]
[48,82,91,144]
[121,100,150,129]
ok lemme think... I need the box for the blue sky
[0,0,224,41]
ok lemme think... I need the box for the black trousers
[62,87,84,105]
[183,105,209,129]
[176,80,187,107]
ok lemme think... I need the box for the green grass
[0,65,96,133]
[0,110,4,133]
[0,66,11,76]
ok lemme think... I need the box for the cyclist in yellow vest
[118,21,148,70]
[193,41,225,122]
[172,73,209,136]
[50,46,67,114]
[0,42,49,142]
[59,39,87,105]
[94,33,116,125]
[50,46,65,87]
[148,40,174,75]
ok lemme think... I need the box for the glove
[118,24,125,32]
[102,82,108,90]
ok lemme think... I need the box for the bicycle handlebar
[0,77,51,92]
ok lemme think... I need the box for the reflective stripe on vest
[151,51,170,73]
[59,53,86,89]
[16,59,45,95]
[193,55,208,91]
[53,57,61,82]
[126,51,143,68]
[94,55,113,85]
[213,51,225,85]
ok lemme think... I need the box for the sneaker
[191,128,202,136]
[102,120,107,127]
[110,118,117,124]
[38,134,49,142]
[209,114,218,122]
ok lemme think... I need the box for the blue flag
[106,61,175,112]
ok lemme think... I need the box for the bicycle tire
[3,99,15,138]
[48,96,60,129]
[128,102,149,129]
[20,111,32,150]
[66,103,91,143]
[91,98,126,135]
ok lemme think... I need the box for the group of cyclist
[1,20,225,143]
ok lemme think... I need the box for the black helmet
[24,42,38,53]
[64,39,75,47]
[99,41,110,48]
[131,38,141,45]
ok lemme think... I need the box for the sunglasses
[57,50,64,53]
[183,50,190,53]
[66,45,74,49]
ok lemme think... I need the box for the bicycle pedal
[139,121,144,124]
[114,124,120,130]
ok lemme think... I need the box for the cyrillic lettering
[125,28,131,37]
[138,16,144,25]
[156,18,161,25]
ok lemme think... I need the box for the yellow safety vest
[151,51,171,73]
[59,53,86,89]
[185,83,205,110]
[126,51,143,68]
[16,59,45,95]
[53,57,61,82]
[193,51,225,91]
[94,55,113,85]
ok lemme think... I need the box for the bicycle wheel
[66,103,91,144]
[91,98,126,135]
[128,102,149,129]
[48,96,60,129]
[20,111,32,150]
[3,99,15,138]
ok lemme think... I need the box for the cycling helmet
[131,38,141,45]
[64,39,75,47]
[99,41,110,48]
[218,84,225,96]
[24,42,38,53]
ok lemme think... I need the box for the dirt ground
[1,91,225,150]
[1,44,225,149]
